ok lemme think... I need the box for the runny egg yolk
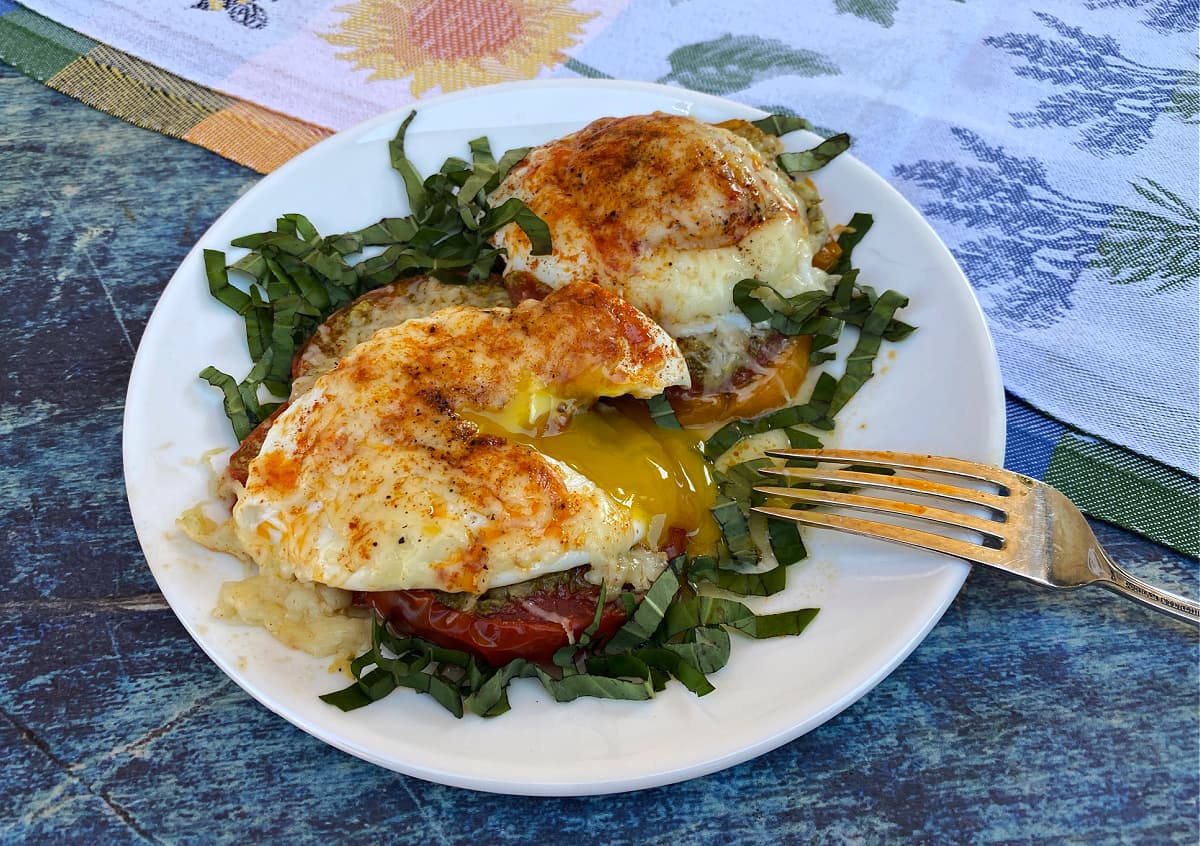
[463,388,720,556]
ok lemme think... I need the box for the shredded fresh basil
[602,567,679,653]
[828,212,872,275]
[663,595,819,640]
[702,215,915,458]
[323,560,815,715]
[200,110,916,718]
[646,392,683,430]
[777,133,852,173]
[686,555,789,597]
[199,356,279,442]
[201,110,548,442]
[750,114,814,136]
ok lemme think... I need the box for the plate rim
[123,78,1006,796]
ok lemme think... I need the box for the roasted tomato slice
[667,333,812,428]
[362,569,629,666]
[503,270,554,303]
[227,404,286,486]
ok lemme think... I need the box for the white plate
[123,80,1004,796]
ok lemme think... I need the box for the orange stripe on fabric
[43,44,330,173]
[185,102,333,174]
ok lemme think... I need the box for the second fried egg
[490,112,830,345]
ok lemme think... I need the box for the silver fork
[752,448,1199,626]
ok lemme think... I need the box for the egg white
[229,282,690,595]
[490,113,831,342]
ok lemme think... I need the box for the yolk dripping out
[463,389,720,555]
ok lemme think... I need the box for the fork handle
[1100,554,1200,626]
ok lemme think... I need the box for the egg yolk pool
[463,389,720,556]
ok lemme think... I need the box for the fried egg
[290,276,511,399]
[230,281,711,595]
[490,113,831,389]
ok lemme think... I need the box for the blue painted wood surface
[1,61,1196,845]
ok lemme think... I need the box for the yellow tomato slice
[669,335,812,428]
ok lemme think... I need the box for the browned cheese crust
[495,112,797,282]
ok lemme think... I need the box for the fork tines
[750,451,1200,624]
[751,448,1025,566]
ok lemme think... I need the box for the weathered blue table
[2,61,1196,844]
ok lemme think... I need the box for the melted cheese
[290,277,510,399]
[230,281,693,594]
[490,113,830,338]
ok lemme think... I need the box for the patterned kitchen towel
[5,0,632,130]
[1,0,1196,554]
[1005,396,1198,557]
[0,0,332,171]
[558,0,1199,481]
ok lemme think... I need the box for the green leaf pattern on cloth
[1167,67,1199,124]
[834,0,900,27]
[1093,179,1199,292]
[834,0,965,28]
[657,34,838,95]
